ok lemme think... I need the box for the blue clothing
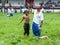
[32,22,41,37]
[10,13,13,16]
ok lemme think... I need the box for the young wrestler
[18,10,30,36]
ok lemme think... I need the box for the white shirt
[22,8,27,13]
[33,10,44,25]
[41,8,45,14]
[32,9,36,13]
[8,8,14,14]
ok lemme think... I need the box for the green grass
[0,12,60,45]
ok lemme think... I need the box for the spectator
[7,3,14,16]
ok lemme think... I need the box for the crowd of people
[7,3,45,17]
[1,0,60,15]
[40,0,60,8]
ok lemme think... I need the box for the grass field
[0,12,60,45]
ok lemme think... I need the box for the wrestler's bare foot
[39,36,48,40]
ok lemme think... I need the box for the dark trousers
[24,23,30,36]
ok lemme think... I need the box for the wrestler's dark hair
[24,10,29,14]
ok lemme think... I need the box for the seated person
[7,7,14,16]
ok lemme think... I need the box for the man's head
[24,10,29,15]
[36,6,41,11]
